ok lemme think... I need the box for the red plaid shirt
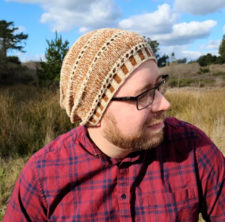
[4,117,225,221]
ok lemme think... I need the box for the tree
[144,37,160,59]
[170,52,176,63]
[38,32,69,86]
[144,36,168,67]
[219,34,225,63]
[0,20,28,59]
[197,53,217,67]
[177,58,187,64]
[157,54,169,67]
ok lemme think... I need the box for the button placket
[117,165,131,221]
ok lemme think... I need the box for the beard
[102,112,166,152]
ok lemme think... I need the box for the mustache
[145,113,166,127]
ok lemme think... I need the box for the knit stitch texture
[60,28,156,125]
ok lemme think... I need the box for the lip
[148,121,164,130]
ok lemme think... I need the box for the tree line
[1,19,225,86]
[197,37,225,66]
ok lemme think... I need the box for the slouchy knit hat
[60,28,156,126]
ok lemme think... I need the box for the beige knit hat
[60,28,156,126]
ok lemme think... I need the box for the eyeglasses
[111,74,169,110]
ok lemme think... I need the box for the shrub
[213,71,225,77]
[168,78,178,88]
[198,67,209,74]
[6,56,21,65]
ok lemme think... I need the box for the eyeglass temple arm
[111,96,137,101]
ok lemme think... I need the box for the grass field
[0,85,225,221]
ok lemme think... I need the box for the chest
[42,155,200,222]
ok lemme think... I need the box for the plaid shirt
[4,117,225,222]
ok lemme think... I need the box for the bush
[179,79,195,87]
[199,79,215,87]
[0,61,35,85]
[198,67,209,74]
[168,78,178,88]
[6,56,21,65]
[168,78,195,87]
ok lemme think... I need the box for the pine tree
[219,34,225,63]
[38,32,69,86]
[0,20,28,59]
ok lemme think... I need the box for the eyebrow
[134,74,163,95]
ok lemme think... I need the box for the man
[4,28,225,221]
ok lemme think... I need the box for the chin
[140,130,164,150]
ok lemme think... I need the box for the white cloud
[152,20,217,46]
[118,4,216,47]
[205,40,221,50]
[198,40,220,56]
[119,4,177,35]
[7,0,121,32]
[174,0,225,15]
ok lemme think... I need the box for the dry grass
[166,87,225,154]
[0,85,73,157]
[160,63,225,88]
[0,157,28,219]
[160,62,225,77]
[166,87,225,222]
[0,86,225,221]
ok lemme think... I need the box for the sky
[1,0,225,62]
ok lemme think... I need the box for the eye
[137,89,154,108]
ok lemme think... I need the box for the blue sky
[1,0,225,62]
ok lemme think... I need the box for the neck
[87,127,131,159]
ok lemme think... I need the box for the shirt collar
[78,126,146,165]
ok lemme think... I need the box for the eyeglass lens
[137,79,167,110]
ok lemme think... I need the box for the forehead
[115,60,159,96]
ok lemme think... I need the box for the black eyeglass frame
[111,74,169,110]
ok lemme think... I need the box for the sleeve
[3,156,48,222]
[195,133,225,222]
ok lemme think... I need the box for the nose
[151,90,170,113]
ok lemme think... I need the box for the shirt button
[121,194,126,199]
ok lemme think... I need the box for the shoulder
[164,117,211,144]
[164,117,224,162]
[24,125,86,170]
[35,125,84,156]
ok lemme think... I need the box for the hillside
[160,62,225,88]
[18,61,225,88]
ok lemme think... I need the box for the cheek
[112,105,149,130]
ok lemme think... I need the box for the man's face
[101,60,171,152]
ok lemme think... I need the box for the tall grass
[0,85,225,221]
[0,85,74,157]
[166,87,225,153]
[0,157,28,219]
